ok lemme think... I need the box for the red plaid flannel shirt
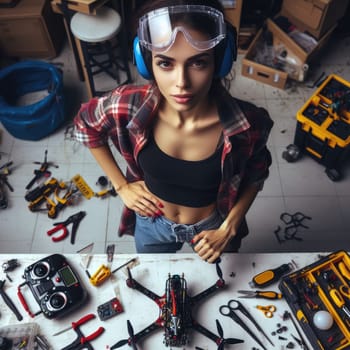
[74,83,273,236]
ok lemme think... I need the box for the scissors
[256,304,277,318]
[219,299,273,349]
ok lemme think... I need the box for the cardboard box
[224,0,243,32]
[241,20,289,89]
[223,0,254,53]
[268,17,336,64]
[282,0,349,39]
[0,0,65,58]
[241,17,335,89]
[51,0,108,16]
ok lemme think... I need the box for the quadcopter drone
[111,260,243,349]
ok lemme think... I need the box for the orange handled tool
[238,290,282,300]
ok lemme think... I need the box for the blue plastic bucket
[0,60,65,140]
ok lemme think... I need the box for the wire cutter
[47,211,86,244]
[58,313,104,350]
[237,290,283,300]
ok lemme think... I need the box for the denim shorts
[134,210,248,253]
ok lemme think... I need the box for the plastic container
[0,60,65,141]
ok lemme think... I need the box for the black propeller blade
[111,339,129,349]
[127,320,138,350]
[215,258,223,280]
[216,319,224,338]
[110,320,138,350]
[216,319,244,350]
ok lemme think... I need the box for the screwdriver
[329,288,350,318]
[249,262,294,288]
[53,313,95,336]
[89,258,138,286]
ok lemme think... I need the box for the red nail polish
[158,203,164,208]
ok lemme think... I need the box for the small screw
[276,326,288,333]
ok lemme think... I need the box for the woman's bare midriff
[160,199,217,224]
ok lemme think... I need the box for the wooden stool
[70,6,132,98]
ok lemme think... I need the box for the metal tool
[256,304,276,318]
[238,290,282,300]
[54,313,95,336]
[284,311,309,350]
[330,288,350,318]
[219,299,273,349]
[56,313,104,350]
[47,184,80,219]
[0,279,23,321]
[26,150,58,190]
[89,257,138,286]
[47,211,86,244]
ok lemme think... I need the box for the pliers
[237,290,283,300]
[47,211,86,244]
[59,313,104,350]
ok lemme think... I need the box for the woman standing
[74,0,273,263]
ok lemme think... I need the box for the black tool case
[293,74,350,181]
[279,251,350,349]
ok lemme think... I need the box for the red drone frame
[111,260,243,349]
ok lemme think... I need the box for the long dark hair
[133,0,234,92]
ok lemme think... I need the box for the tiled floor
[1,33,350,255]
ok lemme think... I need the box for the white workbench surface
[0,253,328,349]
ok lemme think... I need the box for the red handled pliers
[59,313,104,350]
[47,211,86,244]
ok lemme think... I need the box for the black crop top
[138,136,222,207]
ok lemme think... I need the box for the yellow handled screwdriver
[330,288,350,318]
[249,263,294,288]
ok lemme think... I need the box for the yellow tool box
[283,74,350,181]
[279,250,350,350]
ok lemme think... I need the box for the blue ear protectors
[215,25,237,78]
[133,36,153,80]
[133,24,237,80]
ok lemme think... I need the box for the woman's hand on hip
[117,181,164,217]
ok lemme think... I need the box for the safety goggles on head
[137,5,226,53]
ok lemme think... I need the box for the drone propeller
[215,258,223,280]
[216,319,224,338]
[127,320,138,350]
[216,319,244,350]
[111,320,138,350]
